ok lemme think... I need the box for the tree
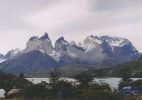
[139,55,142,60]
[49,80,76,99]
[121,67,131,80]
[118,67,133,89]
[0,71,32,92]
[131,79,142,89]
[121,66,132,79]
[19,73,24,79]
[23,82,48,100]
[49,68,62,84]
[48,69,76,99]
[74,71,94,88]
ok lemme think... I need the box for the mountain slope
[94,56,142,77]
[1,50,58,74]
[0,54,5,64]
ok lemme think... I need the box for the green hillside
[97,55,142,77]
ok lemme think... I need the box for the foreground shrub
[23,82,48,100]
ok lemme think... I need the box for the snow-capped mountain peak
[100,35,130,47]
[80,35,102,51]
[82,35,132,50]
[87,35,103,44]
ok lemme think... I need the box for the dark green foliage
[19,73,24,79]
[74,71,94,88]
[0,71,32,92]
[49,80,76,99]
[133,71,142,77]
[49,68,61,84]
[72,71,119,100]
[139,55,142,60]
[131,79,142,90]
[47,70,121,100]
[48,69,76,99]
[1,70,142,100]
[120,67,132,79]
[91,81,111,91]
[74,80,122,100]
[97,57,142,77]
[23,82,48,100]
[118,68,133,89]
[118,79,133,90]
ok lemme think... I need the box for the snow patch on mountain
[50,50,61,62]
[0,59,6,63]
[79,35,135,52]
[100,35,130,47]
[5,48,22,59]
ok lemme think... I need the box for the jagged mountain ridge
[0,33,141,75]
[24,33,53,54]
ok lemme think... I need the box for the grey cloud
[0,0,60,30]
[0,0,57,13]
[88,0,142,12]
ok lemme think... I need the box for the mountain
[0,33,141,76]
[54,37,86,65]
[78,35,140,66]
[54,36,69,53]
[55,35,140,67]
[0,49,22,64]
[1,50,58,74]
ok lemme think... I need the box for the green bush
[23,82,48,100]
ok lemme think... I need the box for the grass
[123,95,142,100]
[0,95,142,100]
[0,97,24,100]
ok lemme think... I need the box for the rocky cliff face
[24,33,53,54]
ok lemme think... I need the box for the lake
[26,77,142,89]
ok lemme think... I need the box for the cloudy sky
[0,0,142,54]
